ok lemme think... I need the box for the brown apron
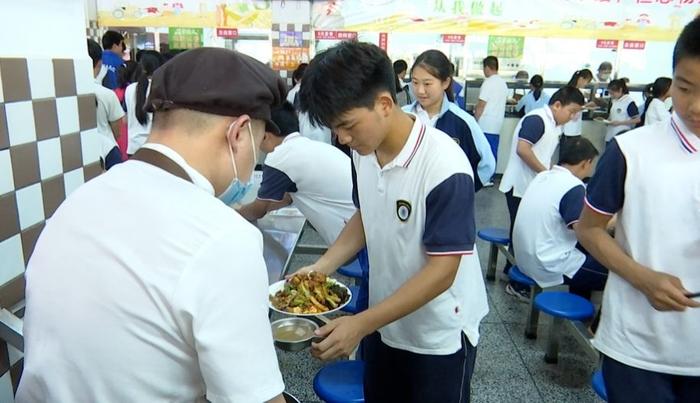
[130,147,193,184]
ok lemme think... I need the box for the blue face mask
[218,122,257,205]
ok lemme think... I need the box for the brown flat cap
[146,47,287,125]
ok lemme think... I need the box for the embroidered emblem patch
[396,200,412,222]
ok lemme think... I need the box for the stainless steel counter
[255,207,307,284]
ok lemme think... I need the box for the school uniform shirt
[299,111,332,144]
[515,91,550,115]
[404,95,496,190]
[125,80,152,154]
[17,143,285,403]
[499,106,561,198]
[477,74,509,134]
[605,94,640,142]
[94,80,125,159]
[586,113,700,376]
[101,49,124,90]
[644,97,671,126]
[352,114,489,355]
[286,83,300,105]
[258,132,355,246]
[513,166,586,287]
[563,88,586,136]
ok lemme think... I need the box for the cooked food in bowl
[269,272,350,314]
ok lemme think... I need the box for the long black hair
[530,74,544,101]
[135,52,163,126]
[641,77,672,125]
[411,50,454,102]
[567,69,593,88]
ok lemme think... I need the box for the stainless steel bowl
[283,391,300,403]
[271,317,319,352]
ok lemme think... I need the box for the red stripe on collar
[403,124,427,168]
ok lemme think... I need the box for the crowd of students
[14,17,700,403]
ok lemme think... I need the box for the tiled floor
[277,184,604,403]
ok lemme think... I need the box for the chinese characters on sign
[623,40,646,49]
[168,27,203,49]
[314,30,359,41]
[441,34,466,44]
[596,39,619,48]
[272,47,306,71]
[379,32,388,51]
[216,28,239,39]
[487,35,525,59]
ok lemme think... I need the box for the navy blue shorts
[363,332,477,403]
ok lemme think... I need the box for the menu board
[168,27,203,49]
[487,35,525,59]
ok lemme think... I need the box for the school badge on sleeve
[396,200,412,222]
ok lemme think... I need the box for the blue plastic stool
[591,370,608,401]
[338,259,363,279]
[508,266,542,339]
[313,360,365,403]
[477,228,510,281]
[534,291,595,364]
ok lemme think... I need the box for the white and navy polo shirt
[586,112,700,376]
[605,94,640,142]
[352,114,489,355]
[258,132,356,246]
[513,166,586,287]
[499,106,561,197]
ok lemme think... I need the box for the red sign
[596,39,619,49]
[216,28,239,39]
[378,32,388,51]
[623,40,646,50]
[314,30,358,41]
[441,34,466,44]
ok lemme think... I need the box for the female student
[562,69,594,151]
[125,51,162,156]
[404,50,495,191]
[605,79,641,143]
[515,74,549,115]
[642,77,672,126]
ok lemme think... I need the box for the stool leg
[544,316,563,364]
[524,285,542,339]
[486,243,498,281]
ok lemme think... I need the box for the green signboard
[168,27,203,50]
[487,35,525,59]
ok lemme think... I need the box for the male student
[514,137,606,300]
[498,86,585,294]
[297,41,488,403]
[576,18,700,402]
[101,30,126,90]
[238,101,356,247]
[474,56,509,165]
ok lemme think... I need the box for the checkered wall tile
[86,20,106,44]
[0,56,102,308]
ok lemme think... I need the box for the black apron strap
[131,148,193,184]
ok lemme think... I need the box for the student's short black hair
[393,59,408,75]
[673,17,700,71]
[87,39,103,68]
[549,86,585,107]
[483,56,499,71]
[292,63,308,85]
[268,101,300,137]
[558,137,599,165]
[299,41,396,128]
[102,30,124,50]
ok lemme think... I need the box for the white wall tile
[37,137,63,180]
[55,96,80,135]
[80,128,101,164]
[0,150,14,196]
[63,168,84,197]
[5,101,37,146]
[15,183,44,230]
[74,58,95,95]
[0,235,24,286]
[27,58,56,99]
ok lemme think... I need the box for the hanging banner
[596,39,619,48]
[623,40,646,50]
[441,34,466,44]
[314,30,358,41]
[168,27,203,49]
[216,28,239,38]
[379,32,388,51]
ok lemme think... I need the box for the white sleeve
[106,90,125,122]
[478,79,492,102]
[172,227,284,403]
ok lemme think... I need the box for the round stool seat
[591,370,608,401]
[534,292,594,321]
[313,361,365,403]
[508,266,537,287]
[338,259,363,279]
[477,228,510,245]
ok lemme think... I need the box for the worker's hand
[636,269,700,311]
[311,315,371,361]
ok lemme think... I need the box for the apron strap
[131,148,193,184]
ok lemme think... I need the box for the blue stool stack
[591,370,608,401]
[534,291,595,364]
[477,228,510,281]
[508,266,543,339]
[313,360,365,403]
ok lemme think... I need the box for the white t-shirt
[299,111,332,144]
[514,166,586,287]
[94,81,125,158]
[125,80,152,154]
[644,98,671,126]
[586,114,700,376]
[477,74,509,134]
[353,115,488,354]
[258,132,356,246]
[286,83,301,105]
[606,94,640,142]
[17,144,284,402]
